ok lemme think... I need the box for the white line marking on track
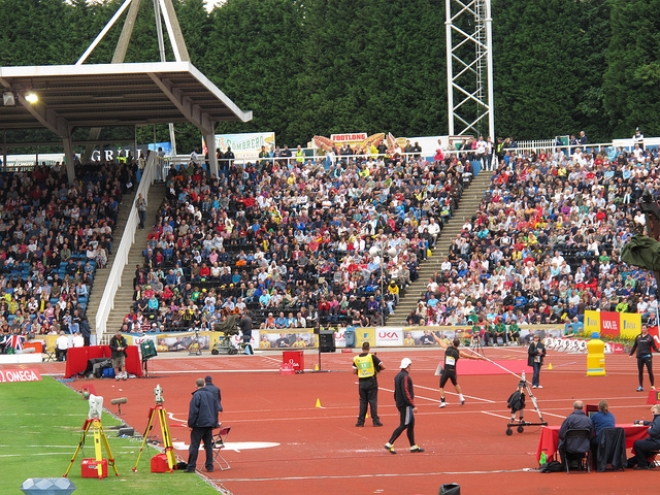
[481,411,512,420]
[222,468,533,483]
[406,384,496,403]
[379,385,494,404]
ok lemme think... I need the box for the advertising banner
[620,313,642,339]
[376,327,403,347]
[600,311,620,337]
[256,329,316,349]
[203,132,275,161]
[330,133,368,145]
[0,368,41,383]
[353,328,376,348]
[584,311,600,336]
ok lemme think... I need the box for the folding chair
[563,428,592,473]
[596,427,626,472]
[212,426,231,470]
[42,342,57,362]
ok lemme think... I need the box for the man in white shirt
[56,331,69,361]
[190,148,200,166]
[427,217,441,247]
[72,332,85,348]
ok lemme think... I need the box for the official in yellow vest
[295,145,305,164]
[353,341,385,427]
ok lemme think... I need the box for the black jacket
[393,370,415,409]
[596,427,626,472]
[507,390,525,411]
[630,333,660,359]
[205,382,223,413]
[109,335,128,359]
[188,387,220,428]
[527,341,546,367]
[643,413,660,443]
[558,410,594,453]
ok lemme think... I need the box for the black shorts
[439,369,457,388]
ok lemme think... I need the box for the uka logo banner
[584,310,640,338]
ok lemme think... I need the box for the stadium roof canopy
[0,61,252,134]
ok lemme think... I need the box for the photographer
[109,330,128,381]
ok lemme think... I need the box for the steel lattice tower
[445,0,495,139]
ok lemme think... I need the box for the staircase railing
[94,153,157,339]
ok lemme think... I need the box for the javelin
[461,345,525,381]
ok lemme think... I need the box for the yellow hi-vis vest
[296,149,305,163]
[354,354,376,378]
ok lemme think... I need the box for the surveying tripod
[132,404,176,472]
[64,418,119,479]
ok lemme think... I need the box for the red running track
[36,346,660,495]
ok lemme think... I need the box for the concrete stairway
[87,182,166,339]
[386,171,492,326]
[85,191,134,330]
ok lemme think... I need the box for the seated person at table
[589,400,616,457]
[630,404,660,470]
[558,400,594,468]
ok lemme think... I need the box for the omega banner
[0,369,42,383]
[584,310,641,338]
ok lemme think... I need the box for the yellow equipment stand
[64,418,119,479]
[132,404,176,472]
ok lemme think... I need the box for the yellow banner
[353,328,376,348]
[584,310,600,336]
[620,313,642,339]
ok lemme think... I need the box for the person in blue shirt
[590,399,615,456]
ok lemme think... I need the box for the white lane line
[222,468,533,483]
[379,386,495,404]
[481,411,512,420]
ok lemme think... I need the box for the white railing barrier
[95,152,157,338]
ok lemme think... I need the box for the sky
[204,0,226,12]
[69,0,226,14]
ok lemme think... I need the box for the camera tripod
[132,404,176,472]
[189,328,202,356]
[506,371,548,435]
[64,418,119,479]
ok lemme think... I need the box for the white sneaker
[115,375,120,381]
[536,385,543,389]
[532,385,537,389]
[439,402,446,408]
[122,372,128,381]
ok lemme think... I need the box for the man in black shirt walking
[384,358,424,454]
[630,324,660,392]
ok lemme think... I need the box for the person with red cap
[384,358,424,454]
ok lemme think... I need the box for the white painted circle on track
[172,441,279,451]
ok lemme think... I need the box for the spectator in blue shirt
[590,399,615,448]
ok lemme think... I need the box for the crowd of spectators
[0,160,136,352]
[124,150,474,332]
[405,141,660,336]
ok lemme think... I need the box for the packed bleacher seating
[126,152,474,332]
[0,161,136,353]
[405,143,660,337]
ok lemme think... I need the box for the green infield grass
[0,377,222,495]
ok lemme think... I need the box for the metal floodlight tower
[445,0,495,139]
[77,0,186,161]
